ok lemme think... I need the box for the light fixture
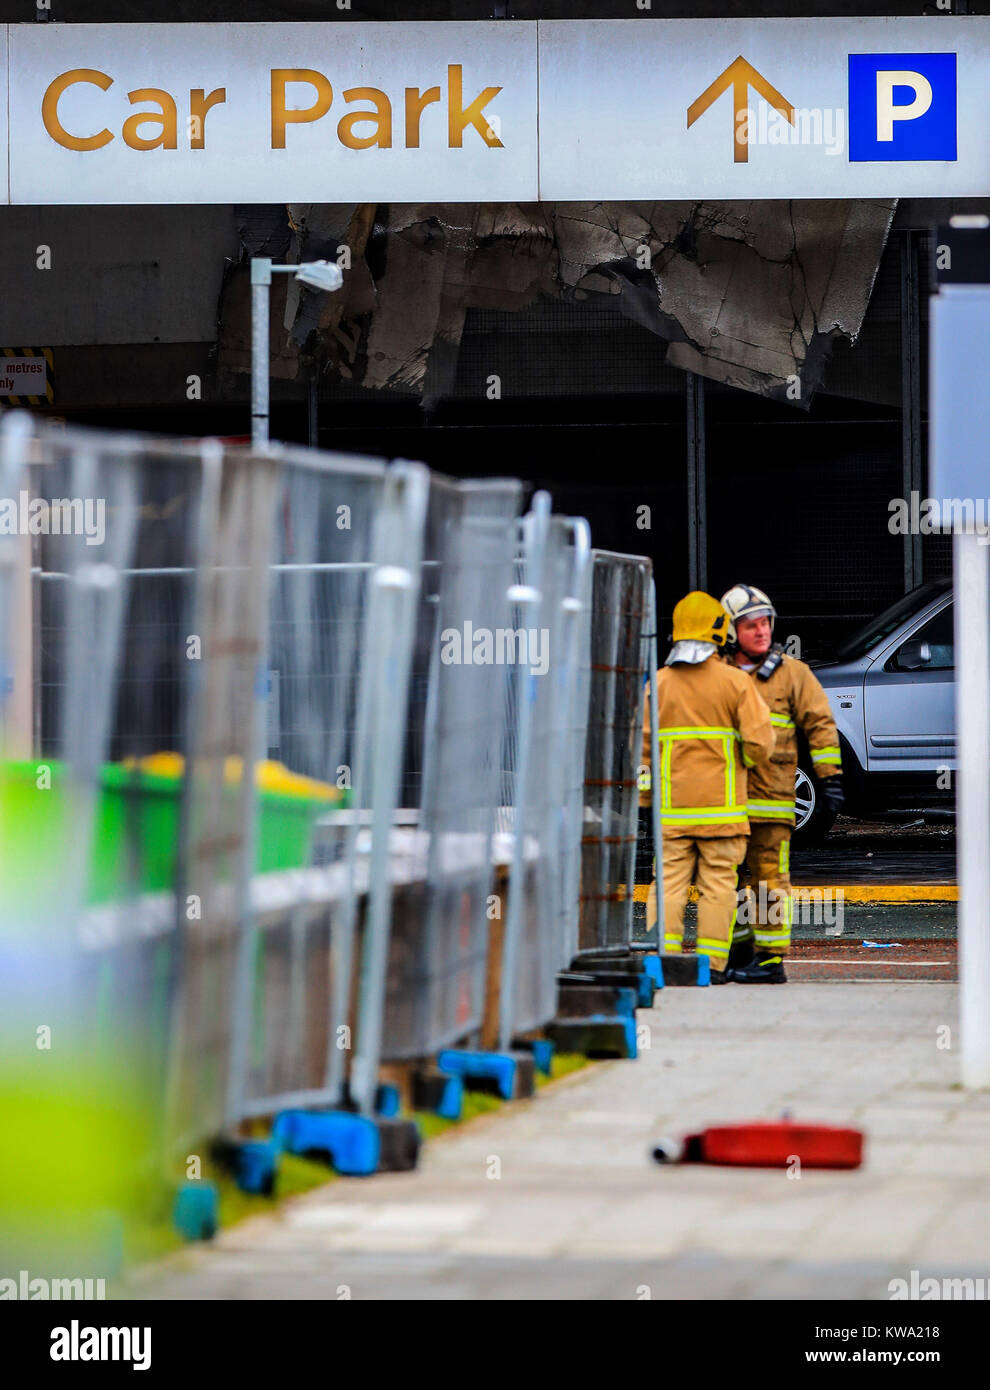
[293,260,344,293]
[250,256,345,446]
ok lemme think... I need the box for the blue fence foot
[569,952,655,1006]
[636,972,656,1007]
[512,1037,555,1076]
[638,952,664,988]
[546,1015,637,1060]
[437,1049,536,1100]
[660,953,710,987]
[375,1083,401,1118]
[413,1071,464,1120]
[273,1110,379,1175]
[173,1181,219,1242]
[272,1110,421,1175]
[211,1137,279,1196]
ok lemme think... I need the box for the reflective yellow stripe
[658,725,745,821]
[696,936,730,950]
[769,713,795,728]
[756,893,793,949]
[664,936,682,952]
[747,799,794,817]
[780,839,790,876]
[657,726,739,738]
[811,746,841,763]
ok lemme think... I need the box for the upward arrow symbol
[687,56,795,164]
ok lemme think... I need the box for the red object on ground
[681,1122,864,1169]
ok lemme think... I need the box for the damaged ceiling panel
[218,198,895,407]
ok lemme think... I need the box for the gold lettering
[122,88,178,151]
[447,65,502,148]
[338,87,392,149]
[404,86,441,148]
[271,69,333,149]
[42,69,113,151]
[189,87,226,150]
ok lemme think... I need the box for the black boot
[709,967,728,985]
[727,935,756,972]
[728,953,787,984]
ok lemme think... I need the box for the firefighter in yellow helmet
[643,592,773,982]
[719,584,844,984]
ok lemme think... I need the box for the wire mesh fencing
[498,503,596,1047]
[381,474,523,1062]
[224,448,424,1122]
[0,410,654,1265]
[577,551,653,956]
[0,416,211,1277]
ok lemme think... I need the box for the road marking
[791,958,951,965]
[790,884,957,902]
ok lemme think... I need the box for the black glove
[822,775,845,815]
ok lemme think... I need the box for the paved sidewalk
[139,983,990,1301]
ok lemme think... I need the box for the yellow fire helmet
[671,591,731,647]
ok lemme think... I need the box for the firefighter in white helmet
[719,584,843,983]
[642,591,773,981]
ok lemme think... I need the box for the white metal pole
[648,580,663,945]
[251,258,272,448]
[954,528,990,1088]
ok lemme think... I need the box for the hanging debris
[218,198,895,407]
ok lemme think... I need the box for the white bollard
[954,530,990,1088]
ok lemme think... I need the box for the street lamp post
[250,257,344,448]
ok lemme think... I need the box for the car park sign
[1,16,988,203]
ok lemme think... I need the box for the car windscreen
[834,581,951,662]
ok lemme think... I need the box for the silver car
[795,579,954,842]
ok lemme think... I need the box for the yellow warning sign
[1,347,54,406]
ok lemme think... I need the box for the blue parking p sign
[848,53,957,162]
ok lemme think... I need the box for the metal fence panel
[381,475,522,1060]
[0,415,208,1276]
[499,507,596,1043]
[229,446,389,1119]
[578,551,652,954]
[2,411,657,1270]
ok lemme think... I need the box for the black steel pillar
[307,376,319,449]
[686,371,707,592]
[900,229,923,592]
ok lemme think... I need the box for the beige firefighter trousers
[734,821,794,957]
[655,834,747,972]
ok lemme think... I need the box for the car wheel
[791,763,837,847]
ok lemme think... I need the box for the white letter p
[876,71,932,142]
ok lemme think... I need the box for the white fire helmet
[719,584,777,647]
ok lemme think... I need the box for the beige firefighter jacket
[641,651,774,838]
[729,653,842,825]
